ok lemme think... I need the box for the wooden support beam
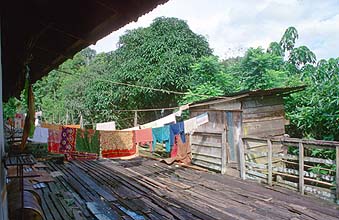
[267,139,273,186]
[299,142,304,195]
[336,146,339,204]
[239,138,246,180]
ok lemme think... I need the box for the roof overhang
[1,0,168,101]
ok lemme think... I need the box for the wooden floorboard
[35,157,339,220]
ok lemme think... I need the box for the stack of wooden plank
[35,158,339,220]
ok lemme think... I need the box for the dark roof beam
[34,46,68,60]
[43,24,93,45]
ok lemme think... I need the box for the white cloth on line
[28,127,49,143]
[140,112,178,129]
[184,117,197,134]
[196,112,209,126]
[96,121,116,131]
[184,112,209,134]
[122,126,140,131]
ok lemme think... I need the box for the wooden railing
[240,136,339,203]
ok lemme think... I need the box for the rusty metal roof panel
[189,85,306,107]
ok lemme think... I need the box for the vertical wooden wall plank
[299,142,304,195]
[267,139,273,186]
[221,112,227,174]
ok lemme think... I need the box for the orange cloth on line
[100,130,136,158]
[135,128,153,144]
[64,124,81,129]
[164,134,191,165]
[41,123,62,130]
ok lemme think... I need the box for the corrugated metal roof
[189,85,306,107]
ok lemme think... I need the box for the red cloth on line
[170,135,179,158]
[48,127,62,153]
[135,128,153,144]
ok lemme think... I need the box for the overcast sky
[90,0,339,60]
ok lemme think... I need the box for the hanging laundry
[169,122,186,144]
[140,113,177,129]
[41,123,62,130]
[28,127,49,143]
[20,83,35,151]
[48,127,62,153]
[14,113,24,129]
[196,112,209,126]
[96,121,116,131]
[135,128,153,144]
[122,126,140,131]
[184,117,197,134]
[184,112,209,134]
[164,134,191,165]
[76,129,100,154]
[100,131,136,158]
[170,135,179,158]
[64,124,81,129]
[60,126,77,152]
[152,125,172,152]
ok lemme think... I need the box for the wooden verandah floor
[35,157,339,220]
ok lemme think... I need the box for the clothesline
[111,106,180,112]
[54,68,228,99]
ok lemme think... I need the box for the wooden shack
[188,86,304,176]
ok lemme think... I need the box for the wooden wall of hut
[190,110,226,173]
[189,94,289,176]
[242,96,286,137]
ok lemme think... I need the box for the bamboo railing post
[267,139,273,186]
[239,138,246,180]
[299,141,304,195]
[336,146,339,204]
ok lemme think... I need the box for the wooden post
[221,113,227,174]
[336,146,339,204]
[267,139,273,186]
[299,141,304,195]
[239,138,246,180]
[134,111,138,127]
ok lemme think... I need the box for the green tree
[84,17,213,127]
[181,56,236,104]
[280,26,298,52]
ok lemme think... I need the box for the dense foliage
[4,18,338,142]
